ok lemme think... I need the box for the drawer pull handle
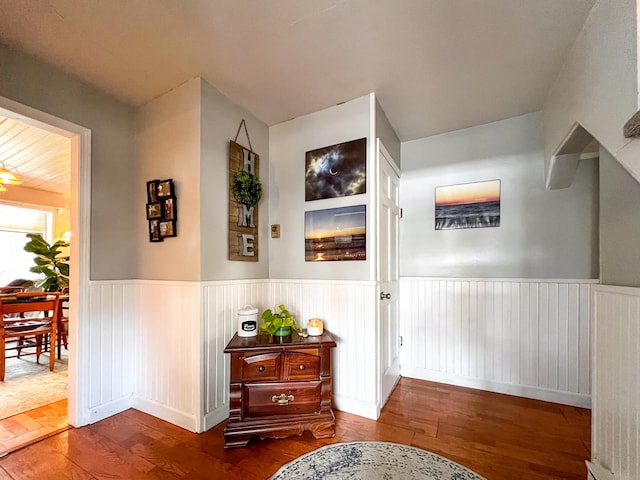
[299,365,305,370]
[258,366,265,372]
[272,393,294,405]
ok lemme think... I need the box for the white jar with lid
[237,306,259,337]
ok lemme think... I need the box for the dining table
[0,291,69,361]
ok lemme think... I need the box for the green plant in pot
[260,304,300,337]
[23,233,70,292]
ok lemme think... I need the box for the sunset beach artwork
[435,180,500,230]
[305,205,366,261]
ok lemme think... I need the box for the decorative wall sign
[228,130,260,261]
[305,138,366,201]
[146,179,177,241]
[305,205,366,261]
[435,180,500,230]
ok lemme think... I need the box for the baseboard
[400,367,591,408]
[333,395,380,420]
[585,461,615,480]
[132,396,198,433]
[203,405,230,432]
[88,396,133,424]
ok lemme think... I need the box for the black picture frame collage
[146,179,177,242]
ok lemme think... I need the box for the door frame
[0,95,92,427]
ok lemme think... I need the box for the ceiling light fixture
[0,162,21,185]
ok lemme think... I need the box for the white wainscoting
[86,281,136,423]
[268,280,379,419]
[132,281,201,431]
[592,285,640,480]
[201,279,379,428]
[83,278,595,435]
[399,278,594,407]
[201,280,271,431]
[85,279,379,433]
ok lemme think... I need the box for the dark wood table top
[224,331,336,352]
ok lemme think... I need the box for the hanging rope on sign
[234,119,254,152]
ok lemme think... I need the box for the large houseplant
[23,233,70,292]
[260,304,300,337]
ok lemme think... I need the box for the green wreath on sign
[232,170,262,207]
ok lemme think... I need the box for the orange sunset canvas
[305,205,366,261]
[435,180,500,230]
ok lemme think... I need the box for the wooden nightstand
[223,331,336,448]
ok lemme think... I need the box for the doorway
[0,95,91,430]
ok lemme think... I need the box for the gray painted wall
[269,95,372,280]
[200,79,270,281]
[400,112,599,279]
[0,43,136,280]
[599,146,640,287]
[135,78,202,281]
[375,99,400,167]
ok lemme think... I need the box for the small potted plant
[260,304,300,337]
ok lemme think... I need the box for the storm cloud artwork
[435,180,501,230]
[305,138,366,201]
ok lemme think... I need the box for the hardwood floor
[0,378,591,479]
[0,399,69,457]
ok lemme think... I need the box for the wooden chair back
[0,292,60,381]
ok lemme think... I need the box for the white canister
[237,306,259,337]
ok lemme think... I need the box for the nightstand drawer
[284,352,320,381]
[243,381,321,417]
[242,352,281,381]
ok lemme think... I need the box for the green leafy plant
[232,170,262,207]
[260,304,301,336]
[23,233,70,292]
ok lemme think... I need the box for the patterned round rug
[269,441,485,480]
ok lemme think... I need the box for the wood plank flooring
[0,378,591,479]
[0,399,69,457]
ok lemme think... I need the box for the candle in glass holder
[307,318,324,336]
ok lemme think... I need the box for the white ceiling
[0,0,594,144]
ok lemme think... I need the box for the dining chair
[0,292,60,381]
[57,288,69,359]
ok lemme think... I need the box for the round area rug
[268,441,485,480]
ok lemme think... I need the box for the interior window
[0,204,52,286]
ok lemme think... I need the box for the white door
[378,140,400,407]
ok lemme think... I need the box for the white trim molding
[0,96,94,427]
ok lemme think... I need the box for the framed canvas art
[435,180,500,230]
[305,138,366,201]
[305,205,366,261]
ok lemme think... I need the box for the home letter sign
[229,140,259,261]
